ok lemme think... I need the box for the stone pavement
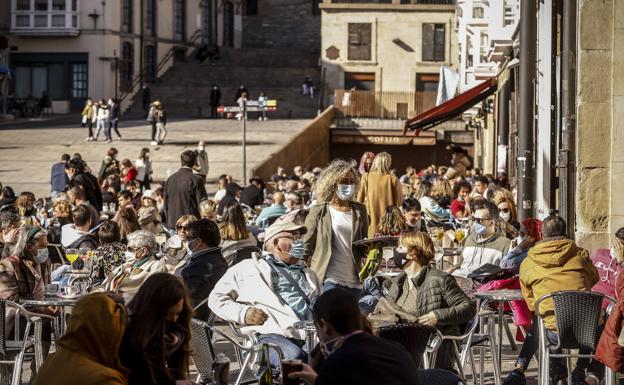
[0,117,312,198]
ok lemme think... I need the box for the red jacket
[123,167,137,184]
[595,273,624,372]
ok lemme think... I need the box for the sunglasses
[176,225,189,230]
[472,217,492,224]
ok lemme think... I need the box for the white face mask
[124,251,136,261]
[500,212,511,222]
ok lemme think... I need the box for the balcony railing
[334,90,437,119]
[11,10,80,36]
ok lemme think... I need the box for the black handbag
[467,263,513,284]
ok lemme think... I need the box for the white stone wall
[320,5,458,94]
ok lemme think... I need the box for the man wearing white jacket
[208,221,321,366]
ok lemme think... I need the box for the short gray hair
[127,230,157,254]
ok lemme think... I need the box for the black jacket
[385,266,475,369]
[239,185,263,208]
[163,167,207,229]
[316,333,420,385]
[209,89,221,106]
[176,247,228,321]
[216,184,240,217]
[69,172,103,211]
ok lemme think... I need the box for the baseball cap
[263,222,307,244]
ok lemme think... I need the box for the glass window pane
[15,67,31,98]
[52,14,65,26]
[34,14,47,27]
[49,63,65,99]
[32,67,48,99]
[72,0,77,10]
[52,0,65,10]
[16,15,30,27]
[16,0,31,11]
[35,0,48,11]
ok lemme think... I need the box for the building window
[121,42,134,83]
[246,0,258,15]
[347,23,372,61]
[71,63,87,98]
[416,73,439,92]
[146,0,156,36]
[16,0,30,10]
[122,0,132,33]
[422,23,445,62]
[52,0,65,10]
[344,72,375,91]
[35,0,47,11]
[473,6,484,18]
[145,45,156,82]
[174,0,186,41]
[466,54,473,68]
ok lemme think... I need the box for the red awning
[403,77,498,135]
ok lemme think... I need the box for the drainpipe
[497,80,510,175]
[139,0,144,88]
[517,0,537,222]
[558,0,576,236]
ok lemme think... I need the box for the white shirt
[325,206,360,288]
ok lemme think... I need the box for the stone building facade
[319,1,458,95]
[575,0,624,250]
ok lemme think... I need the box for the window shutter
[434,24,445,61]
[348,23,372,61]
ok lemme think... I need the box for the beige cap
[263,221,307,245]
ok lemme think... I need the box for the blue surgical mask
[336,184,356,201]
[34,248,49,264]
[289,239,306,260]
[474,223,488,236]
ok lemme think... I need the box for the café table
[20,295,81,336]
[474,289,525,369]
[293,320,318,361]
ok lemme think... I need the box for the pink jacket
[478,277,532,340]
[591,248,623,308]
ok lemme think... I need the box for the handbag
[467,263,513,284]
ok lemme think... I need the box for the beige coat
[103,256,167,303]
[356,171,404,238]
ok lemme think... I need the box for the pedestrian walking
[81,98,96,142]
[235,85,248,102]
[153,101,167,145]
[147,102,157,145]
[135,148,152,190]
[209,84,221,119]
[194,141,209,185]
[302,77,314,99]
[258,91,268,121]
[108,98,122,141]
[94,99,110,142]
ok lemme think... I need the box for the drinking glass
[382,247,394,271]
[65,248,79,264]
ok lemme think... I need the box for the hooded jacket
[61,224,98,250]
[32,293,128,385]
[596,272,624,372]
[453,232,511,278]
[519,237,599,331]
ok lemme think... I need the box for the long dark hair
[127,273,193,381]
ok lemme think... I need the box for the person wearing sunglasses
[447,201,511,296]
[164,215,197,273]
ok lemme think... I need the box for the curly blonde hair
[315,159,359,203]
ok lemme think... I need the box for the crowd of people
[0,146,621,385]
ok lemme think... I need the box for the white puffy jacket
[208,253,322,339]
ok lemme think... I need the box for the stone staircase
[124,48,321,119]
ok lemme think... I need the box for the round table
[474,289,525,368]
[20,295,81,335]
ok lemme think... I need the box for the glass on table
[382,246,394,271]
[65,248,79,264]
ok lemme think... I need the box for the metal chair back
[0,301,6,358]
[232,246,261,266]
[378,322,438,367]
[537,290,607,351]
[190,318,218,384]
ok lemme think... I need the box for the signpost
[217,99,278,184]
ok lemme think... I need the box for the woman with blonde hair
[304,159,368,298]
[219,202,257,265]
[495,195,520,238]
[432,179,453,208]
[356,152,403,238]
[414,181,450,222]
[379,231,475,369]
[164,215,197,272]
[15,191,36,217]
[377,206,410,236]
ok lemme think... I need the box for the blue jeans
[323,281,366,312]
[257,333,307,369]
[359,276,382,315]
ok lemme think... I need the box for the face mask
[611,247,619,260]
[393,247,409,269]
[186,238,199,255]
[474,223,488,237]
[289,239,306,260]
[500,212,511,223]
[34,248,49,264]
[124,251,136,261]
[320,335,344,358]
[458,196,465,202]
[336,184,356,201]
[198,146,205,152]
